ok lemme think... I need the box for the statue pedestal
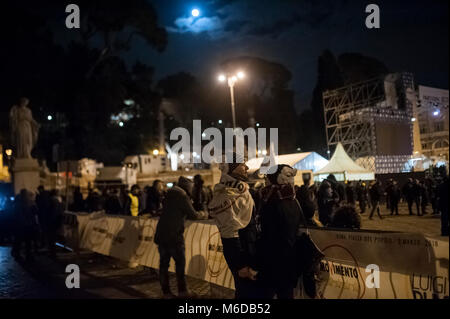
[12,158,40,195]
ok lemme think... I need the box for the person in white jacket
[208,152,259,298]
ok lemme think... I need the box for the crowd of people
[10,186,64,261]
[6,159,449,299]
[68,179,213,218]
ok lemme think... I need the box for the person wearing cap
[258,164,303,299]
[154,176,206,298]
[208,152,259,299]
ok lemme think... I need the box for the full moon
[191,9,200,17]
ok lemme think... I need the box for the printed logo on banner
[206,232,227,277]
[319,245,367,299]
[410,273,449,299]
[88,218,110,247]
[134,223,156,259]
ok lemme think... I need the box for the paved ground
[0,245,235,299]
[0,201,447,299]
[359,202,445,238]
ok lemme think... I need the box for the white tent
[246,152,328,174]
[314,143,375,181]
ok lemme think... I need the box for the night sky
[122,0,449,113]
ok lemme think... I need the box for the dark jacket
[154,186,201,246]
[369,183,382,202]
[419,184,429,205]
[345,184,355,204]
[356,183,368,202]
[403,182,420,201]
[146,186,163,214]
[14,194,38,229]
[386,183,401,203]
[47,196,63,231]
[258,185,302,288]
[192,184,209,212]
[105,194,122,215]
[296,185,316,220]
[317,181,337,225]
[35,190,51,226]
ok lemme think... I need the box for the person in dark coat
[192,174,210,212]
[105,188,122,215]
[146,180,164,216]
[356,181,369,214]
[419,181,429,216]
[386,180,401,216]
[11,189,39,261]
[384,179,394,210]
[259,164,302,299]
[46,189,63,257]
[71,186,85,212]
[437,176,448,236]
[35,185,51,248]
[317,180,338,226]
[402,178,420,215]
[295,175,316,222]
[86,189,102,213]
[154,176,205,298]
[327,174,345,203]
[426,177,439,215]
[369,180,383,220]
[345,181,356,206]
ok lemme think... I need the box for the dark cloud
[223,19,252,33]
[246,13,302,38]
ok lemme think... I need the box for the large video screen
[375,122,412,156]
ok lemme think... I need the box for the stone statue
[9,97,40,159]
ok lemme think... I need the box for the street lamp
[218,71,246,129]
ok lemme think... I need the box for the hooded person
[208,152,259,299]
[258,164,303,299]
[154,176,205,298]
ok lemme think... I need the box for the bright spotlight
[411,117,416,122]
[153,149,159,156]
[119,121,124,127]
[433,110,440,116]
[47,115,53,121]
[237,71,245,79]
[191,9,200,17]
[231,76,237,82]
[218,74,226,82]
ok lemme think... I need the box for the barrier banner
[62,212,449,299]
[295,228,449,299]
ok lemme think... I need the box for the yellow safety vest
[128,193,139,216]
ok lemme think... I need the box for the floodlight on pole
[217,71,246,129]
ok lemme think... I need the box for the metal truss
[323,73,415,174]
[323,77,385,159]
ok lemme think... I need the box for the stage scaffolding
[323,73,415,174]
